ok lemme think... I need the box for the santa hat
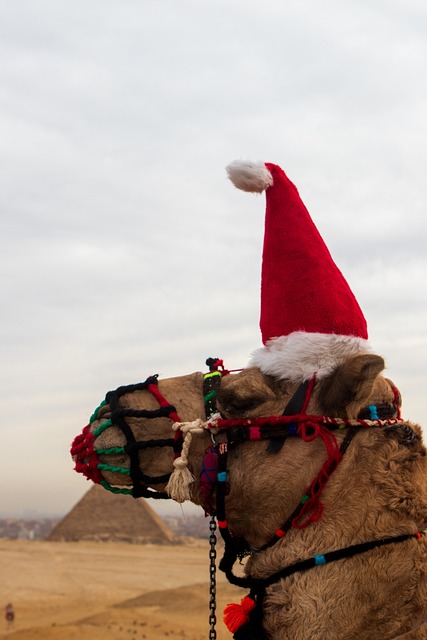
[226,160,371,382]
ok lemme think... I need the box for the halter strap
[209,408,405,582]
[203,357,230,418]
[224,531,426,637]
[267,377,315,453]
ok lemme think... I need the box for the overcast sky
[1,0,426,518]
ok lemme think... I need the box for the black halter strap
[104,375,183,499]
[228,531,426,640]
[267,379,312,453]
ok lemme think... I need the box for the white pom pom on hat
[226,159,371,382]
[226,160,273,193]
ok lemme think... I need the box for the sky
[1,0,426,518]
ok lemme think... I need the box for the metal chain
[209,515,217,639]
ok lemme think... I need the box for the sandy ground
[0,539,246,640]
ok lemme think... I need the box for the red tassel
[223,595,256,633]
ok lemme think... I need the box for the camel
[72,353,427,639]
[72,158,427,638]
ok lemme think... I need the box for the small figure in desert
[5,603,15,628]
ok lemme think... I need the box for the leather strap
[267,379,311,453]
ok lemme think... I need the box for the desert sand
[0,539,245,640]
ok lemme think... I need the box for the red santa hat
[226,160,371,382]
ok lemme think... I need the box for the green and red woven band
[71,375,183,498]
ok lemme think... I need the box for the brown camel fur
[78,354,427,639]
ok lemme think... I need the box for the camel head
[71,352,403,510]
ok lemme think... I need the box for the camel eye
[217,388,264,416]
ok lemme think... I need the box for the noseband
[71,375,184,499]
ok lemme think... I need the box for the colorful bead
[367,405,379,420]
[288,423,298,435]
[217,471,228,482]
[315,554,327,565]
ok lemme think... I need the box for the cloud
[1,0,426,517]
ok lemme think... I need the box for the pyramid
[47,485,178,544]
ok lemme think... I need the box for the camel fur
[77,354,427,639]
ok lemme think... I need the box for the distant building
[46,485,178,544]
[0,518,59,540]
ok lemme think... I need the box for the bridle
[197,363,406,557]
[185,361,423,639]
[71,361,424,640]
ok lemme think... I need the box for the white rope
[164,419,206,502]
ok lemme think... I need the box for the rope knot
[172,418,206,434]
[299,421,320,441]
[164,419,207,502]
[172,457,188,470]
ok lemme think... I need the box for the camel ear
[318,354,385,418]
[216,368,276,418]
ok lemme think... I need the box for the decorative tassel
[223,595,256,633]
[164,457,195,502]
[165,419,206,502]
